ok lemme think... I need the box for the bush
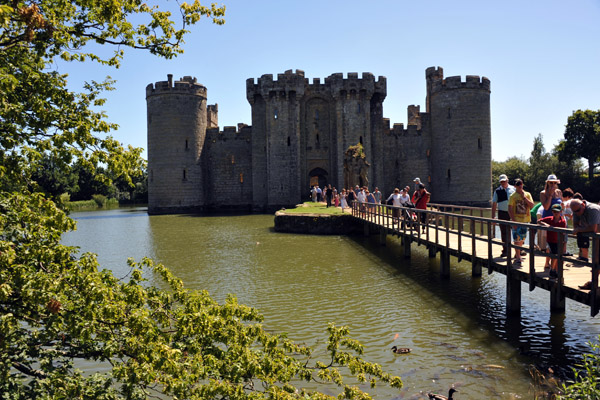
[559,337,600,398]
[92,194,107,207]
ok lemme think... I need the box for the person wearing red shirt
[537,203,567,278]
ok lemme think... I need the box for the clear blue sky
[58,0,600,162]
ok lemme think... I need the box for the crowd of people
[309,178,431,230]
[310,173,600,290]
[491,173,600,290]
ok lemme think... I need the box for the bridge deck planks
[357,212,593,308]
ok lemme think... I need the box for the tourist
[399,188,412,207]
[413,177,421,194]
[561,188,575,255]
[347,186,356,209]
[373,187,382,204]
[508,179,535,266]
[571,199,600,290]
[311,186,317,202]
[539,175,562,255]
[537,203,567,278]
[366,189,376,214]
[357,186,367,216]
[412,183,430,233]
[340,189,348,211]
[540,174,562,218]
[325,184,333,208]
[386,188,402,226]
[333,187,339,207]
[316,185,322,202]
[491,174,515,257]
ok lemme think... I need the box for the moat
[62,207,600,399]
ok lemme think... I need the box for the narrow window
[447,107,452,119]
[231,155,235,164]
[183,169,187,180]
[357,103,361,113]
[185,139,189,150]
[315,110,319,120]
[287,136,291,146]
[316,134,319,143]
[239,173,244,183]
[274,109,278,120]
[447,169,451,179]
[478,137,482,149]
[359,136,363,145]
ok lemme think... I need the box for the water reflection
[61,208,600,398]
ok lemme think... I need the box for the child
[537,203,567,278]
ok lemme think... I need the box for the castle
[146,66,491,214]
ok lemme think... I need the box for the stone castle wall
[147,67,492,214]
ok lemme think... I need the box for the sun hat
[413,177,421,183]
[546,174,560,183]
[499,174,508,182]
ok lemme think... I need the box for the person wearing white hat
[492,174,515,257]
[540,174,562,219]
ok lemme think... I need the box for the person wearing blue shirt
[492,174,515,257]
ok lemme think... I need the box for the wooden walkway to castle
[350,202,600,317]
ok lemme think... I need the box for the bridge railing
[350,200,600,316]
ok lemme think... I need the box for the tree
[0,1,403,398]
[557,109,600,182]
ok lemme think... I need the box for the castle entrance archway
[308,167,328,189]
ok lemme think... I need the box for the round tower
[146,75,207,214]
[427,68,491,206]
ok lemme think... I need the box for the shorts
[577,233,590,249]
[512,226,528,242]
[547,242,558,255]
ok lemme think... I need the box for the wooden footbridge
[350,202,600,317]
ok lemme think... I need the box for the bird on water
[428,388,458,400]
[390,345,411,354]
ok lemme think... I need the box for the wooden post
[551,233,565,312]
[591,236,599,317]
[487,222,493,274]
[457,216,463,262]
[471,220,481,276]
[529,228,536,292]
[440,249,450,278]
[429,245,437,258]
[380,228,386,246]
[506,274,522,315]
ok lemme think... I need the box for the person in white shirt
[386,188,402,226]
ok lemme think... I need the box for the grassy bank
[279,202,347,215]
[66,197,120,211]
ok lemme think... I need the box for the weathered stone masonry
[146,66,492,214]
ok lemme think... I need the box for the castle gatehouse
[146,67,491,214]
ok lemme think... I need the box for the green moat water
[62,207,600,398]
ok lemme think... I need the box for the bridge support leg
[403,237,411,259]
[428,245,437,258]
[440,250,450,278]
[379,229,386,246]
[506,275,522,316]
[550,285,565,313]
[472,259,482,277]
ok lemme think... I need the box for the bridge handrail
[350,200,600,315]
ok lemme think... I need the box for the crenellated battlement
[146,74,207,98]
[324,72,387,97]
[430,74,491,93]
[205,124,252,141]
[246,69,308,99]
